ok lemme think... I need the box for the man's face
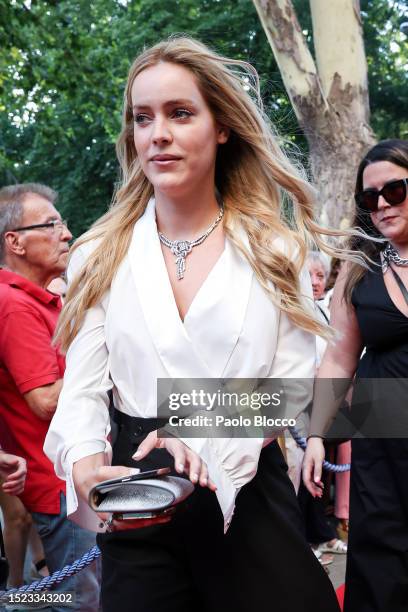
[17,194,72,277]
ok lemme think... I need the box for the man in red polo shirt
[0,183,100,611]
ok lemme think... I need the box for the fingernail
[132,450,141,459]
[201,478,207,486]
[192,473,198,483]
[178,463,184,472]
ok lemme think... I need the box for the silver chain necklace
[158,206,224,280]
[382,242,408,273]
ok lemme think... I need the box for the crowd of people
[0,185,100,611]
[0,35,407,612]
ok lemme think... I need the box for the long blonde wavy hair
[57,36,352,351]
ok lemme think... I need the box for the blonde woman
[45,37,340,612]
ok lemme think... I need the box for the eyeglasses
[355,178,408,212]
[11,219,69,233]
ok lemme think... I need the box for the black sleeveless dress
[345,265,408,612]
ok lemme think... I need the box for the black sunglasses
[355,178,408,212]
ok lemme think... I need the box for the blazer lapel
[184,237,254,377]
[129,199,213,378]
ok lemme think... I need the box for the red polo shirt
[0,269,66,514]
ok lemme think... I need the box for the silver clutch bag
[89,469,194,520]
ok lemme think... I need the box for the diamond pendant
[171,240,192,280]
[175,256,186,280]
[158,204,224,281]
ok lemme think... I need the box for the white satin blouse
[44,199,316,532]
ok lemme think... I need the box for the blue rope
[0,545,101,603]
[289,426,350,473]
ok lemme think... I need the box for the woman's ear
[217,125,230,145]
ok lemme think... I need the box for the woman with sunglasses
[303,139,408,612]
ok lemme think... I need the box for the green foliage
[0,0,284,236]
[361,0,408,140]
[0,0,407,236]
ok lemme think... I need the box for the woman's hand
[0,451,27,495]
[133,431,217,491]
[302,437,325,498]
[73,454,139,511]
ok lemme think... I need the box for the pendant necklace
[382,242,408,273]
[158,205,224,280]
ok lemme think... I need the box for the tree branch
[310,0,370,121]
[252,0,326,121]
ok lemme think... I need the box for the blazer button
[133,424,144,436]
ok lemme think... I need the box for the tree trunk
[306,98,376,230]
[252,0,376,229]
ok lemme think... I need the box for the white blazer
[44,199,316,532]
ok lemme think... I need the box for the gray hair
[306,250,330,280]
[0,183,57,263]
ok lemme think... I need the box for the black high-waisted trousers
[97,412,340,612]
[344,438,408,612]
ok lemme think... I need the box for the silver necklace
[382,242,408,273]
[158,206,224,280]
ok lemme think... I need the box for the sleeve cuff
[19,372,60,394]
[62,441,112,533]
[65,440,107,467]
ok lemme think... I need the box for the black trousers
[97,413,339,612]
[345,439,408,612]
[298,480,336,545]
